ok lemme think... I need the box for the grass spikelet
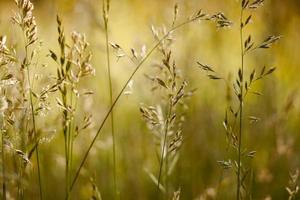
[140,43,190,198]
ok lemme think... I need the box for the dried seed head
[258,35,281,49]
[210,12,233,28]
[12,0,38,46]
[248,0,265,9]
[67,31,94,79]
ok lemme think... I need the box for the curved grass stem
[67,17,202,197]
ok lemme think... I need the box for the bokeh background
[0,0,299,199]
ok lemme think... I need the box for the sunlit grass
[0,0,299,199]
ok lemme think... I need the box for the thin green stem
[165,144,169,200]
[25,45,43,200]
[66,88,74,200]
[157,103,172,199]
[67,18,199,196]
[103,2,117,198]
[237,6,244,200]
[69,89,75,190]
[35,147,42,199]
[62,84,70,200]
[1,128,6,200]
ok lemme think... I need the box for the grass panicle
[12,0,43,198]
[0,1,295,199]
[67,6,212,195]
[49,15,94,200]
[198,0,280,199]
[140,49,189,199]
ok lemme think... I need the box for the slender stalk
[103,1,117,197]
[237,6,244,200]
[25,45,43,200]
[69,90,75,189]
[62,85,70,200]
[68,90,74,190]
[35,147,42,199]
[56,16,70,199]
[157,103,172,198]
[66,85,76,200]
[67,18,200,196]
[1,128,6,200]
[165,144,169,200]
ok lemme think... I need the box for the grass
[50,15,95,199]
[0,0,299,199]
[1,128,6,200]
[140,49,190,199]
[102,0,118,198]
[67,11,211,196]
[237,3,245,199]
[12,0,42,198]
[199,0,281,199]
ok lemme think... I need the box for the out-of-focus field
[0,0,299,199]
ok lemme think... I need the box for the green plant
[67,6,213,196]
[140,49,189,199]
[102,0,118,198]
[0,35,17,200]
[12,0,42,198]
[49,15,94,199]
[0,0,295,199]
[198,0,280,199]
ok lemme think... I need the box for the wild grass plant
[66,5,226,198]
[49,15,95,199]
[102,0,119,198]
[198,0,281,199]
[140,49,189,199]
[0,0,298,199]
[12,0,43,198]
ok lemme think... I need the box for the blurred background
[0,0,299,199]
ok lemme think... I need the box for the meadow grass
[0,0,298,199]
[198,0,281,199]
